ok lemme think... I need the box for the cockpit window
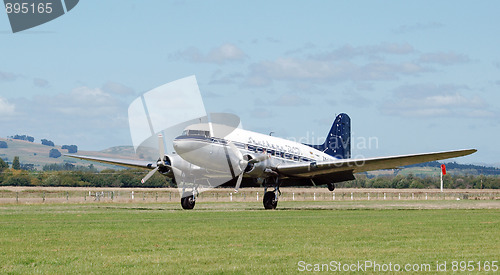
[182,130,210,137]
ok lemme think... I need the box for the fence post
[16,192,19,203]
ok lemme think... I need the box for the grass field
[1,201,499,274]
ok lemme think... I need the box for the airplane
[67,113,476,210]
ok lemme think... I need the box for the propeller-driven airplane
[67,113,476,210]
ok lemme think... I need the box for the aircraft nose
[173,138,207,155]
[172,139,186,154]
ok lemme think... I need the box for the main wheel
[181,193,196,209]
[327,183,335,191]
[263,191,278,209]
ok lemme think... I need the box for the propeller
[227,142,269,192]
[141,134,166,184]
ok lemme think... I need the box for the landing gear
[181,192,196,209]
[263,177,280,210]
[263,191,278,209]
[327,183,335,192]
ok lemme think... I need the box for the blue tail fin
[305,113,351,159]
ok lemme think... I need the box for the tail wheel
[263,191,277,209]
[181,192,195,210]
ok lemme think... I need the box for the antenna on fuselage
[269,131,274,136]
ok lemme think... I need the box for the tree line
[0,161,498,189]
[0,165,171,188]
[337,173,499,189]
[406,161,500,176]
[2,134,78,154]
[11,135,34,142]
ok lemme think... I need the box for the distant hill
[404,161,500,176]
[0,137,146,171]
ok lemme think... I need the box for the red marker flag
[441,164,447,175]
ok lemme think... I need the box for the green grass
[0,202,499,274]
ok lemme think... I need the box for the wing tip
[463,148,478,155]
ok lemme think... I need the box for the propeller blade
[158,134,165,165]
[249,154,269,164]
[141,167,158,184]
[234,173,243,193]
[227,141,247,173]
[227,141,243,160]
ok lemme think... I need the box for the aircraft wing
[65,154,156,170]
[275,149,477,178]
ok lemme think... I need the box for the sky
[0,1,499,165]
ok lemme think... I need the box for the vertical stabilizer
[305,113,351,159]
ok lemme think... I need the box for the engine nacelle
[242,154,268,178]
[157,155,173,177]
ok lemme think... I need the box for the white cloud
[102,81,135,95]
[33,78,50,88]
[0,70,21,82]
[249,108,274,119]
[0,97,15,116]
[342,91,372,108]
[392,22,444,34]
[272,94,310,107]
[207,44,246,63]
[246,57,427,86]
[241,42,432,88]
[2,86,131,149]
[381,84,493,118]
[310,43,415,61]
[11,86,128,126]
[209,71,244,85]
[419,52,470,65]
[173,43,246,64]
